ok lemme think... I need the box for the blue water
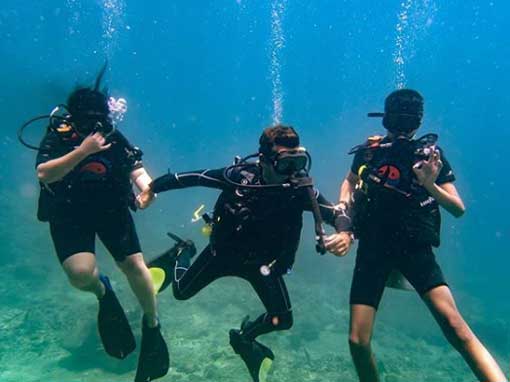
[0,1,509,381]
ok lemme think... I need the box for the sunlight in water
[393,0,437,89]
[270,0,286,125]
[101,0,126,59]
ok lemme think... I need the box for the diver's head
[258,124,308,183]
[65,62,114,137]
[66,87,112,136]
[369,89,424,138]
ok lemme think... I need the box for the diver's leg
[349,305,379,382]
[348,241,390,382]
[423,286,507,382]
[98,208,168,369]
[50,218,104,297]
[240,270,293,340]
[399,245,507,382]
[172,245,227,300]
[97,207,158,326]
[117,253,157,324]
[228,265,286,382]
[61,252,104,296]
[51,212,137,359]
[117,255,169,380]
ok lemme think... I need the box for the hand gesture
[78,132,111,156]
[136,188,156,209]
[413,149,443,188]
[324,232,353,257]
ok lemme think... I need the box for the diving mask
[268,147,310,175]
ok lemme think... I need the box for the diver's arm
[413,151,465,218]
[339,170,358,205]
[150,168,228,193]
[425,182,465,218]
[131,167,152,191]
[37,133,110,183]
[316,192,353,233]
[313,192,353,256]
[131,167,155,209]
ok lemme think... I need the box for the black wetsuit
[349,136,456,309]
[36,129,143,263]
[151,164,351,340]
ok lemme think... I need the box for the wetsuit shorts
[350,239,448,309]
[49,205,141,263]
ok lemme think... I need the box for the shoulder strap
[113,130,144,162]
[348,135,385,155]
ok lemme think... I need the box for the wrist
[74,146,89,159]
[148,190,157,199]
[423,181,439,193]
[340,231,354,243]
[337,200,349,210]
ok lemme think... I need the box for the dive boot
[98,275,136,359]
[229,329,274,382]
[148,232,196,294]
[134,316,170,382]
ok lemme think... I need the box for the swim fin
[97,275,136,359]
[229,329,274,382]
[148,232,196,294]
[134,317,170,382]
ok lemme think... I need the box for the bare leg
[349,304,380,382]
[117,253,158,327]
[62,252,105,298]
[423,285,507,382]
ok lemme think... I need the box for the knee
[348,331,372,353]
[67,266,97,290]
[270,310,293,331]
[118,255,146,278]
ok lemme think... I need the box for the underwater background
[0,1,509,381]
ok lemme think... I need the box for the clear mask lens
[273,150,308,175]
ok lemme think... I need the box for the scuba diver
[338,89,507,382]
[139,125,353,382]
[26,65,169,382]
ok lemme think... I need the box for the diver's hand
[77,132,111,156]
[324,232,353,257]
[136,188,156,209]
[413,149,443,189]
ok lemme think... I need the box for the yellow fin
[259,357,273,382]
[201,224,212,236]
[149,267,166,295]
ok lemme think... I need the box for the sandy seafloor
[1,213,506,382]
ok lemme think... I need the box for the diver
[29,65,169,382]
[139,125,353,382]
[339,89,507,382]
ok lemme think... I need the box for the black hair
[67,62,109,119]
[258,124,300,157]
